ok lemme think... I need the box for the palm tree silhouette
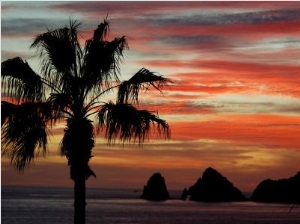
[1,18,170,224]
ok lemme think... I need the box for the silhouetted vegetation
[1,18,170,224]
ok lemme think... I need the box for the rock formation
[181,188,189,200]
[183,167,246,202]
[251,171,300,203]
[140,173,171,201]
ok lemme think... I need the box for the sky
[1,1,300,192]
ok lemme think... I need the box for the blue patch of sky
[1,2,84,25]
[1,38,36,59]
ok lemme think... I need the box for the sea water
[1,186,299,224]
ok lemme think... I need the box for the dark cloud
[230,8,300,24]
[157,35,225,47]
[47,2,300,19]
[140,8,300,27]
[48,2,215,15]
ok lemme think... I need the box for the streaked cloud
[1,1,300,191]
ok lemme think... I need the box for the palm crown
[1,19,170,224]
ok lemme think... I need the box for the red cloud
[170,114,300,149]
[139,59,300,97]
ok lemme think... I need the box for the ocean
[1,186,299,224]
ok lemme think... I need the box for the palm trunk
[73,163,86,224]
[64,116,94,224]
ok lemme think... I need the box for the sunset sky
[1,1,300,193]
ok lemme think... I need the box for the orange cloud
[170,114,300,149]
[138,59,300,98]
[2,1,300,192]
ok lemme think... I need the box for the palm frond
[98,102,170,144]
[1,101,15,126]
[103,36,128,75]
[117,68,171,104]
[82,19,128,94]
[1,101,53,171]
[47,93,72,119]
[30,19,82,86]
[92,18,110,42]
[1,57,44,102]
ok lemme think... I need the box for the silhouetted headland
[140,173,171,201]
[182,167,246,202]
[140,167,300,203]
[251,171,300,203]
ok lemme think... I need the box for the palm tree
[1,18,170,224]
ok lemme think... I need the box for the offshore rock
[140,173,171,201]
[185,167,246,202]
[181,188,189,200]
[251,171,300,203]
